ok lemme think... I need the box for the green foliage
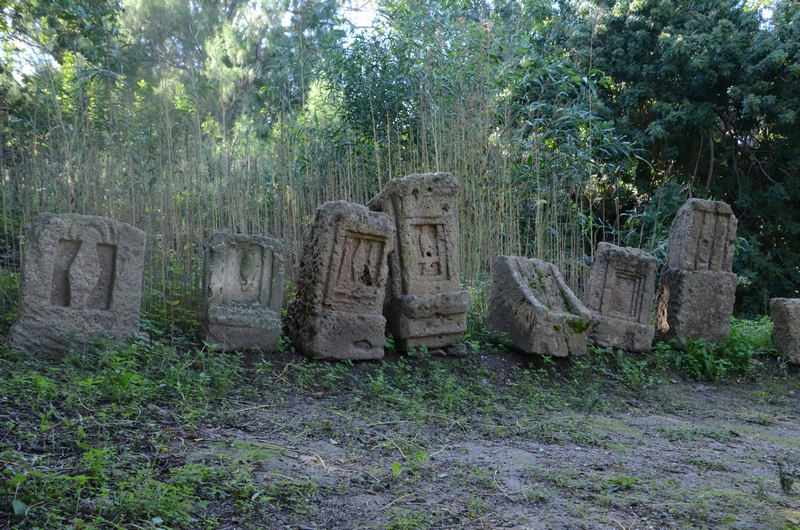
[584,0,800,311]
[0,267,20,335]
[779,462,796,495]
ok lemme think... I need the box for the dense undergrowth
[0,309,794,528]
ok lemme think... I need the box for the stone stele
[654,198,738,347]
[585,242,657,353]
[368,172,471,351]
[662,198,737,273]
[770,298,800,365]
[8,213,146,356]
[487,256,592,357]
[201,233,285,352]
[286,201,394,360]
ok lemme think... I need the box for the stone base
[488,303,589,357]
[203,307,281,352]
[9,309,139,357]
[295,309,386,360]
[386,290,471,351]
[654,268,737,347]
[770,298,800,365]
[589,316,655,353]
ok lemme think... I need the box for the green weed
[779,463,796,495]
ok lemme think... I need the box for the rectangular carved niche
[328,231,386,310]
[88,243,117,310]
[410,221,449,281]
[50,239,82,307]
[207,244,275,307]
[607,270,647,323]
[50,240,117,310]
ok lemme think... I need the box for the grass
[0,314,797,528]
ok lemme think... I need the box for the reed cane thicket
[2,0,797,333]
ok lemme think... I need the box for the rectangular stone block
[664,198,737,273]
[654,268,737,346]
[8,213,146,355]
[585,242,657,352]
[770,298,800,365]
[487,256,592,357]
[201,233,285,352]
[586,243,658,324]
[390,291,471,349]
[589,317,655,354]
[286,201,394,360]
[368,173,470,350]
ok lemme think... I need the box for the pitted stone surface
[201,233,285,352]
[368,173,470,350]
[487,256,592,357]
[286,201,394,360]
[585,243,657,352]
[654,268,737,345]
[8,213,145,355]
[770,298,800,365]
[654,199,738,347]
[663,198,737,273]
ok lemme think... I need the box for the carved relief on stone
[664,199,737,273]
[286,201,395,360]
[584,243,658,353]
[654,199,739,347]
[201,233,285,352]
[326,230,387,312]
[368,173,470,350]
[9,213,146,356]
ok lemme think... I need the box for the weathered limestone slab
[286,201,394,360]
[368,173,470,350]
[654,268,737,345]
[770,298,800,365]
[487,256,592,357]
[663,198,737,273]
[201,233,285,352]
[585,243,658,352]
[8,213,146,355]
[654,199,738,347]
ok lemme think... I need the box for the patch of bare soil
[183,351,800,530]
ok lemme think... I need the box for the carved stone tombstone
[368,173,470,351]
[654,199,738,346]
[770,298,800,365]
[585,243,658,353]
[201,233,285,352]
[487,256,592,357]
[8,213,146,355]
[286,201,394,360]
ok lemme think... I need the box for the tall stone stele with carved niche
[8,213,146,356]
[201,233,285,352]
[286,201,395,360]
[654,198,738,347]
[585,242,658,353]
[368,173,471,352]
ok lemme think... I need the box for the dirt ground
[177,350,800,530]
